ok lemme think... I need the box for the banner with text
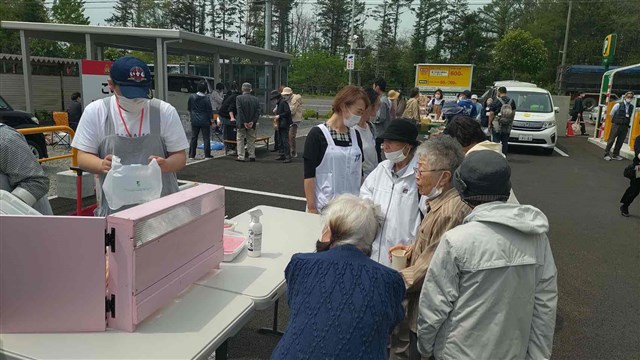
[415,64,473,93]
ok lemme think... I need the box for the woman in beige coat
[402,87,421,125]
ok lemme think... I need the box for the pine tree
[106,0,135,27]
[479,0,526,40]
[211,0,245,41]
[244,0,265,47]
[168,0,198,33]
[315,0,350,55]
[51,0,90,25]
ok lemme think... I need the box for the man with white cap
[72,56,188,216]
[471,94,482,122]
[283,87,303,158]
[417,150,558,360]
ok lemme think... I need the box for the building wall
[0,74,81,113]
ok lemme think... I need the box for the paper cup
[391,249,408,271]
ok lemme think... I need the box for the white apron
[313,124,362,212]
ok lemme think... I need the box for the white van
[482,81,558,155]
[167,74,215,116]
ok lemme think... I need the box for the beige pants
[237,127,256,160]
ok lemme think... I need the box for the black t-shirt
[303,126,364,179]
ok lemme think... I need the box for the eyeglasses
[414,167,449,176]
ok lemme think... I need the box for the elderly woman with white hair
[272,194,405,360]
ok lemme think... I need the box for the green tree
[494,29,548,82]
[51,0,90,59]
[289,50,346,94]
[315,0,350,55]
[211,0,245,41]
[51,0,89,25]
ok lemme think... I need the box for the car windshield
[0,97,10,110]
[509,91,553,113]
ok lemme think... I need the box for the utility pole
[557,0,572,95]
[561,0,572,68]
[348,0,356,85]
[265,0,272,50]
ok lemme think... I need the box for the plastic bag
[102,155,162,210]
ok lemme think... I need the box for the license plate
[518,135,533,141]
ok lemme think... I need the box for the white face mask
[344,111,361,128]
[385,145,407,164]
[117,94,148,114]
[424,171,445,201]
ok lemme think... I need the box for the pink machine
[0,184,224,333]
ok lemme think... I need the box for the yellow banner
[415,64,473,92]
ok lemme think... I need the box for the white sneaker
[612,155,624,161]
[604,155,612,161]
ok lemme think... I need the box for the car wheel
[26,139,44,159]
[542,148,554,156]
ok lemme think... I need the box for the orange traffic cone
[566,118,575,137]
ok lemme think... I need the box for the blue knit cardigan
[272,244,406,359]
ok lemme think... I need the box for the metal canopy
[0,21,291,112]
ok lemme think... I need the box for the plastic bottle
[247,209,263,257]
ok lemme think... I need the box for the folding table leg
[257,299,284,337]
[215,340,228,360]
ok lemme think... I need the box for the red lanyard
[115,96,144,137]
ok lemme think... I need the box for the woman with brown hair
[303,85,371,214]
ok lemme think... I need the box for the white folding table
[0,286,254,360]
[197,205,322,334]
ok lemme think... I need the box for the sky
[44,0,487,39]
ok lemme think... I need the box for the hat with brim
[388,90,400,101]
[110,56,153,99]
[281,87,293,96]
[377,118,420,146]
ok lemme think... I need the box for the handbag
[571,120,581,133]
[623,164,639,179]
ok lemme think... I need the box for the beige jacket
[400,188,471,332]
[402,97,421,123]
[289,94,303,123]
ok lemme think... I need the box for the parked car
[0,95,48,159]
[481,81,558,155]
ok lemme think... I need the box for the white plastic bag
[102,155,162,210]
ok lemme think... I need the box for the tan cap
[388,90,400,100]
[281,87,293,95]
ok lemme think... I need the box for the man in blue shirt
[457,90,478,118]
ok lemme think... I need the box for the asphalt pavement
[48,132,639,359]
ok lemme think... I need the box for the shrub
[303,108,317,120]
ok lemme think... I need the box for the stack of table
[0,206,322,360]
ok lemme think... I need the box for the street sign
[80,60,114,107]
[602,33,616,67]
[346,54,355,70]
[414,64,473,92]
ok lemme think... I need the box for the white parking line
[553,147,569,157]
[225,186,307,202]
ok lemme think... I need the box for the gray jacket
[417,202,557,360]
[235,93,260,129]
[372,95,391,136]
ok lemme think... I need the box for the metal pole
[348,0,356,85]
[20,30,33,114]
[561,0,572,68]
[265,0,272,50]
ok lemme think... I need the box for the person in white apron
[0,124,52,215]
[303,85,371,213]
[71,56,188,216]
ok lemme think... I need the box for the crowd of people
[281,79,559,359]
[2,55,636,359]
